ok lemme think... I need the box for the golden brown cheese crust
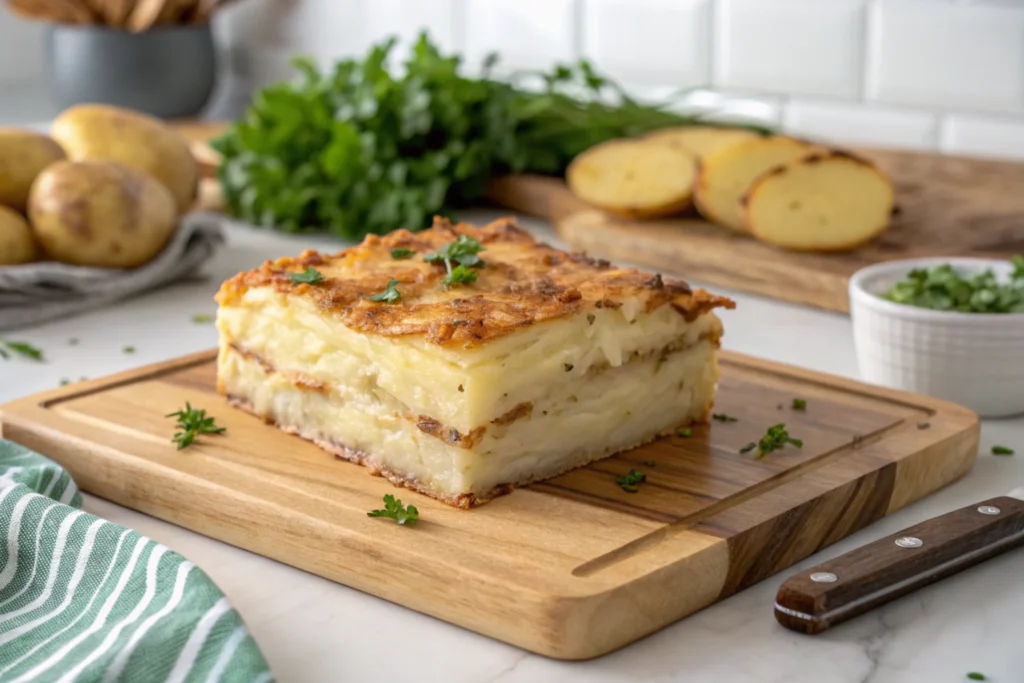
[215,217,735,348]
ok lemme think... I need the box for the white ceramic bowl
[849,257,1024,418]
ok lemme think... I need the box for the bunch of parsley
[212,33,768,239]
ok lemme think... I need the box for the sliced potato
[0,205,36,265]
[743,152,895,252]
[566,138,697,219]
[643,125,762,161]
[694,136,823,232]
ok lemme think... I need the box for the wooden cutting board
[0,350,979,659]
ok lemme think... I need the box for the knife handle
[774,496,1024,634]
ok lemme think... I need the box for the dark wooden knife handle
[774,496,1024,634]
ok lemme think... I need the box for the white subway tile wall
[2,0,1024,160]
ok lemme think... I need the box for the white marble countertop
[1,211,1022,683]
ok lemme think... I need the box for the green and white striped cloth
[0,440,274,682]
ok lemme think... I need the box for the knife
[774,487,1024,634]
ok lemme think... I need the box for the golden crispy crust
[215,217,735,348]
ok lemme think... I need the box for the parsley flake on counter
[123,346,135,355]
[289,267,325,285]
[643,460,656,467]
[754,423,803,458]
[367,494,419,526]
[712,413,738,422]
[677,428,692,438]
[992,445,1015,456]
[390,248,415,260]
[616,469,646,493]
[740,442,757,454]
[369,279,402,303]
[191,313,214,324]
[792,398,807,410]
[881,255,1024,313]
[166,402,226,450]
[967,673,987,681]
[0,341,44,361]
[59,378,70,386]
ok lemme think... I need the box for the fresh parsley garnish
[616,469,646,493]
[369,279,402,303]
[289,267,325,285]
[882,256,1024,313]
[792,398,807,410]
[754,423,803,458]
[967,674,986,681]
[444,264,478,287]
[123,346,135,355]
[712,413,738,422]
[677,428,692,437]
[367,494,419,525]
[166,402,226,450]
[992,445,1015,456]
[426,235,486,288]
[191,313,214,324]
[59,378,70,386]
[0,341,44,361]
[390,248,415,260]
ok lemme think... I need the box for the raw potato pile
[565,126,896,252]
[0,105,198,268]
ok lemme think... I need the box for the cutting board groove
[0,351,979,659]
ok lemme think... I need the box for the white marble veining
[1,212,1022,683]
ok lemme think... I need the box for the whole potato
[0,205,36,265]
[29,160,177,269]
[51,105,198,215]
[0,128,66,211]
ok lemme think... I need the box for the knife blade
[774,487,1024,634]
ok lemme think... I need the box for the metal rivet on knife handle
[978,506,1001,515]
[809,572,838,583]
[894,536,923,548]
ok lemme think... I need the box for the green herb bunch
[212,33,767,239]
[882,256,1024,313]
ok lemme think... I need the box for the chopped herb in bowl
[881,255,1024,313]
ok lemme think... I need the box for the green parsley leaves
[191,313,214,324]
[712,413,738,422]
[792,398,807,410]
[123,346,135,355]
[289,267,325,285]
[369,279,402,303]
[616,469,647,493]
[677,428,693,438]
[390,248,415,260]
[992,445,1015,456]
[425,234,486,288]
[967,673,987,681]
[166,402,226,450]
[367,494,419,525]
[882,256,1024,313]
[754,423,803,458]
[0,341,44,361]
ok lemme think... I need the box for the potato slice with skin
[566,138,697,219]
[694,136,823,232]
[742,151,895,252]
[0,205,37,265]
[643,125,763,161]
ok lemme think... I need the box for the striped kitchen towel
[0,440,274,683]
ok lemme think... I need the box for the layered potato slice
[694,136,824,232]
[215,217,734,507]
[566,138,697,219]
[742,151,895,252]
[642,125,763,161]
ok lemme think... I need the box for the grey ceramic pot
[45,23,217,118]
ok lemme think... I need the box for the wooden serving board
[486,148,1024,313]
[0,350,979,659]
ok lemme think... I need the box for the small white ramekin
[849,257,1024,418]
